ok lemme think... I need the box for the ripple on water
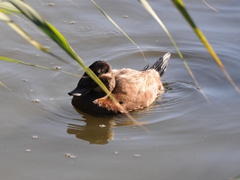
[103,30,119,36]
[128,80,207,126]
[79,25,93,32]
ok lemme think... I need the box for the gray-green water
[1,1,240,180]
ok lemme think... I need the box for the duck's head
[68,60,116,97]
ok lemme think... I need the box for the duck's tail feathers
[143,52,171,77]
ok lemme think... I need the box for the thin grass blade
[91,0,147,62]
[0,56,79,77]
[202,0,219,12]
[38,0,44,6]
[68,0,79,8]
[172,0,240,93]
[0,81,12,91]
[139,0,210,103]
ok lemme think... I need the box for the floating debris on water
[113,151,119,155]
[32,135,38,139]
[65,153,76,159]
[134,154,140,158]
[47,3,54,6]
[43,46,49,50]
[26,149,31,152]
[53,66,61,70]
[22,79,28,82]
[70,21,75,24]
[32,99,40,103]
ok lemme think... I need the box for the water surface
[0,1,240,180]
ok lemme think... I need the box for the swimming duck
[68,52,171,115]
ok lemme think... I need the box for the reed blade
[172,0,240,94]
[0,81,12,91]
[0,56,79,77]
[139,0,210,103]
[91,0,147,62]
[202,0,219,12]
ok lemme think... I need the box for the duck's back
[93,68,163,113]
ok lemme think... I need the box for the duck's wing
[93,69,163,113]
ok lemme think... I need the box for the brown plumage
[68,52,171,115]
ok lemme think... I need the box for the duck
[68,52,171,115]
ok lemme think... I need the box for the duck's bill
[68,87,91,97]
[68,91,81,96]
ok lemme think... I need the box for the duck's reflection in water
[67,111,140,145]
[67,113,115,144]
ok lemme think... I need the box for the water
[0,0,240,180]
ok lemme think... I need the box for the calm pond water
[1,0,240,180]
